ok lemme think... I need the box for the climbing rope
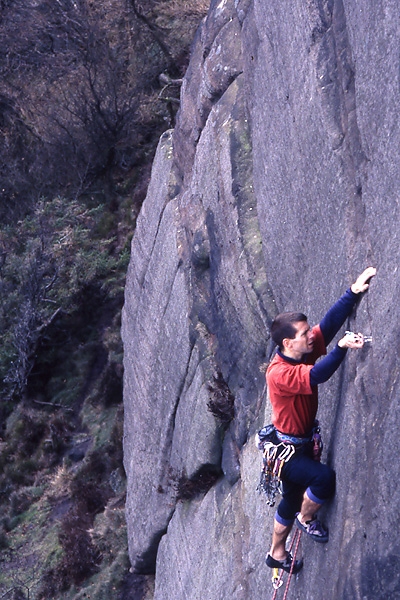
[271,528,302,600]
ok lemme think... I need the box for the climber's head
[271,312,314,358]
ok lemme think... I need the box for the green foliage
[0,196,128,404]
[0,0,210,597]
[0,403,128,598]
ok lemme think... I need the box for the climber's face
[283,321,314,359]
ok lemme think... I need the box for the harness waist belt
[275,430,311,446]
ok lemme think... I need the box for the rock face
[122,1,400,599]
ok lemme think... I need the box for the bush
[12,412,47,458]
[0,197,128,405]
[58,511,102,586]
[176,465,222,501]
[0,529,9,550]
[206,371,235,425]
[9,490,32,517]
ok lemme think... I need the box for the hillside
[122,1,400,599]
[0,1,208,599]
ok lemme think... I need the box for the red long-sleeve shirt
[266,325,326,436]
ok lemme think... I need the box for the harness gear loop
[257,440,296,506]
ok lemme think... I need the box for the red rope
[282,529,301,600]
[270,529,302,600]
[271,576,281,600]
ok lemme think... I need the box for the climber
[264,266,376,574]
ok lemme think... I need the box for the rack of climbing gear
[257,440,295,506]
[271,528,302,600]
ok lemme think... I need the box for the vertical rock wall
[122,1,400,598]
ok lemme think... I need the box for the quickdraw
[257,442,295,506]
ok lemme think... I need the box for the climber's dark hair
[270,312,308,350]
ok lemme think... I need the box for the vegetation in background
[176,465,223,502]
[207,371,235,425]
[0,0,209,598]
[0,0,208,221]
[0,195,129,599]
[0,197,129,408]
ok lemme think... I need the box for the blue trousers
[276,444,336,526]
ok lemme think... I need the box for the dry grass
[158,0,210,18]
[45,465,73,501]
[207,371,235,425]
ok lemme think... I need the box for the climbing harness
[271,528,302,600]
[256,422,324,505]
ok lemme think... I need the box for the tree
[0,0,205,218]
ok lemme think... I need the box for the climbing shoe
[265,552,303,574]
[295,516,329,543]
